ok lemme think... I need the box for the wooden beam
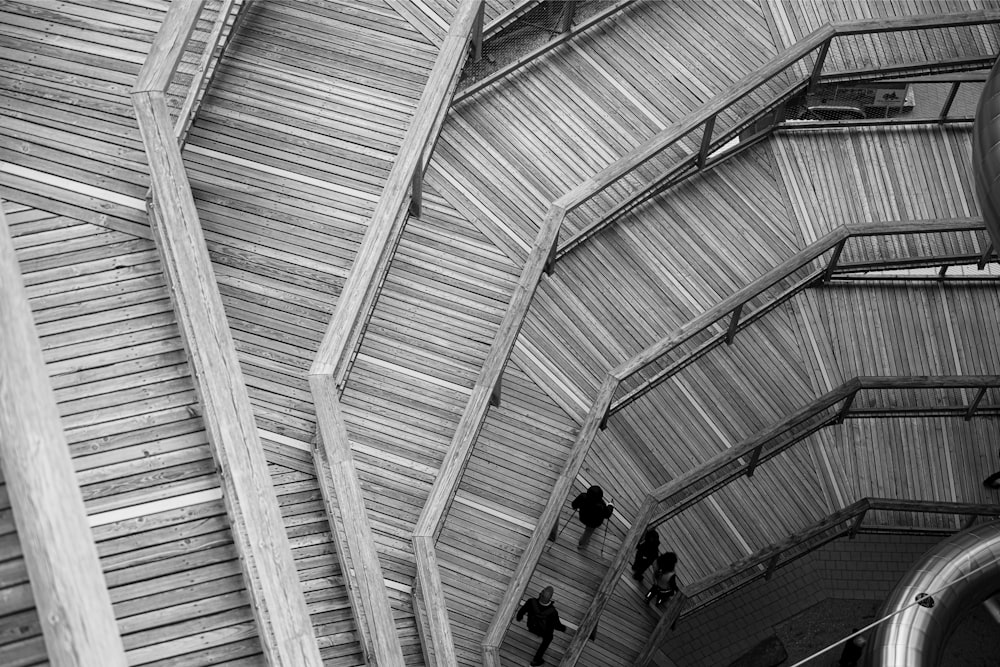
[633,592,687,667]
[133,91,323,666]
[310,0,484,389]
[965,386,988,420]
[311,374,406,666]
[135,0,207,94]
[650,379,858,519]
[175,0,250,142]
[0,205,128,666]
[482,375,619,654]
[417,204,566,550]
[413,535,455,666]
[554,11,1000,260]
[453,0,637,104]
[608,219,985,413]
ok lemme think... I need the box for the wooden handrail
[132,1,324,663]
[634,498,1000,665]
[1,208,128,664]
[175,0,252,144]
[310,0,484,388]
[476,13,1000,664]
[555,10,1000,260]
[606,219,992,420]
[560,376,1000,665]
[291,1,485,665]
[454,0,638,105]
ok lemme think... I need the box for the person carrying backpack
[571,485,614,549]
[644,551,679,607]
[516,586,566,666]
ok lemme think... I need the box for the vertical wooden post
[746,444,764,477]
[544,230,559,275]
[808,38,831,90]
[836,389,856,424]
[489,377,502,407]
[0,205,128,667]
[848,509,867,539]
[939,82,960,122]
[979,241,993,270]
[964,386,988,421]
[471,1,485,61]
[823,237,847,282]
[725,303,743,345]
[763,554,780,580]
[697,115,716,169]
[410,168,423,217]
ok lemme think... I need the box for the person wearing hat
[571,485,614,549]
[516,585,566,666]
[632,529,660,580]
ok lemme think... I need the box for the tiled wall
[655,533,943,666]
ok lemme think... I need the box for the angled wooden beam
[633,592,687,667]
[310,375,405,666]
[135,0,206,94]
[0,204,128,666]
[133,90,323,666]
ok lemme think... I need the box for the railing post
[558,0,575,33]
[697,115,716,169]
[725,303,743,345]
[938,265,949,281]
[544,230,559,275]
[824,238,847,283]
[764,554,780,581]
[836,389,857,424]
[939,82,960,122]
[489,377,502,407]
[809,38,831,91]
[410,169,423,217]
[746,444,763,477]
[979,242,993,270]
[964,386,987,421]
[471,1,485,61]
[849,509,867,539]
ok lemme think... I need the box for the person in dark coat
[644,551,678,607]
[838,631,866,666]
[571,485,614,548]
[516,585,566,666]
[632,529,660,580]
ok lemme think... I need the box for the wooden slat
[132,90,322,666]
[0,203,127,665]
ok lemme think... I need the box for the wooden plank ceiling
[3,1,1000,666]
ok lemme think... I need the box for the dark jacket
[572,486,613,528]
[516,598,566,637]
[635,531,659,561]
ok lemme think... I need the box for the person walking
[516,585,566,666]
[644,551,678,607]
[632,529,660,580]
[571,485,614,549]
